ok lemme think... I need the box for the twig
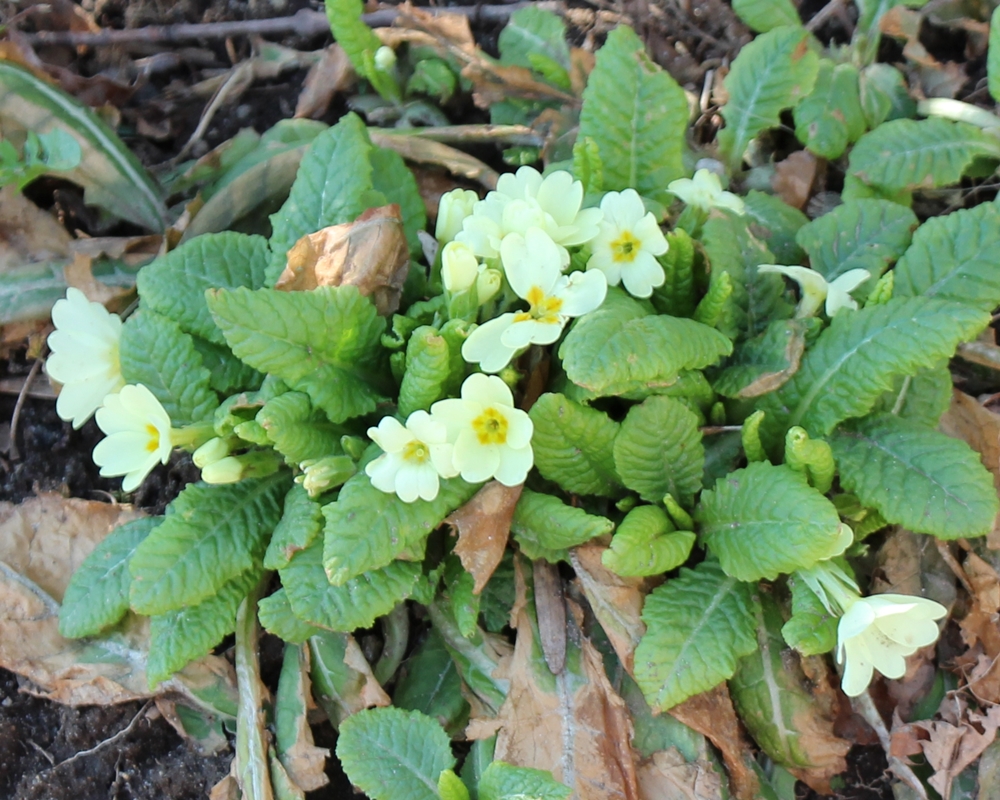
[851,690,929,800]
[805,0,847,32]
[9,356,44,462]
[52,701,153,770]
[19,4,541,48]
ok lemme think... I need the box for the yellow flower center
[472,407,508,445]
[512,285,564,325]
[610,230,640,263]
[145,424,160,453]
[402,440,430,463]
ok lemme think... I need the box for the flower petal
[504,407,533,450]
[556,270,607,317]
[462,315,518,373]
[453,431,500,483]
[620,251,665,298]
[500,317,563,349]
[461,373,513,408]
[494,443,533,486]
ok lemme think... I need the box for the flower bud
[201,456,244,484]
[193,437,230,469]
[475,267,502,305]
[441,241,479,293]
[300,455,357,498]
[435,188,478,244]
[374,46,397,72]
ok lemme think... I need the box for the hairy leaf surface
[510,490,614,563]
[264,484,324,570]
[602,505,695,577]
[793,60,866,159]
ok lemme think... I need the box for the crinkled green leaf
[761,297,988,437]
[795,199,917,288]
[398,321,469,417]
[701,211,792,339]
[858,63,915,129]
[894,202,1000,311]
[479,762,571,800]
[576,25,688,203]
[730,593,847,773]
[479,555,515,634]
[781,576,837,656]
[794,60,866,159]
[742,190,809,265]
[528,393,621,497]
[129,475,288,615]
[264,484,324,570]
[510,489,614,563]
[267,113,377,281]
[147,566,261,686]
[698,462,844,581]
[713,318,817,399]
[613,396,704,505]
[323,471,476,586]
[207,285,388,424]
[635,560,758,711]
[990,7,1000,103]
[602,505,695,577]
[717,26,819,169]
[873,365,952,428]
[498,6,570,70]
[731,0,800,32]
[136,232,269,345]
[831,413,999,540]
[58,516,160,639]
[258,588,324,643]
[650,229,698,318]
[193,337,263,395]
[323,0,381,75]
[370,146,427,254]
[394,627,469,736]
[281,539,422,632]
[336,707,455,800]
[256,391,344,465]
[559,289,733,397]
[848,118,1000,193]
[119,309,219,425]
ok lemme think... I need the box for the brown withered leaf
[570,544,645,675]
[669,686,759,800]
[342,635,392,710]
[371,131,498,188]
[772,150,819,211]
[0,184,72,273]
[636,749,723,800]
[395,2,477,54]
[940,390,1000,549]
[533,559,567,676]
[275,205,410,316]
[737,319,810,398]
[447,481,521,594]
[956,551,1000,703]
[295,44,355,120]
[278,645,330,792]
[494,561,640,800]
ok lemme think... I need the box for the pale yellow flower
[667,169,745,215]
[93,384,173,492]
[758,265,871,317]
[366,411,458,502]
[587,189,668,298]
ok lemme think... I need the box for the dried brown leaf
[533,559,567,676]
[771,150,819,211]
[636,749,723,800]
[738,320,808,398]
[447,481,520,594]
[342,636,392,710]
[294,44,355,120]
[0,184,72,274]
[370,131,498,188]
[395,2,477,54]
[669,685,759,800]
[903,705,1000,798]
[64,253,121,305]
[279,645,330,792]
[274,205,410,316]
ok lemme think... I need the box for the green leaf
[281,539,422,632]
[370,146,427,254]
[528,393,622,497]
[794,199,917,287]
[136,232,269,345]
[873,365,952,428]
[193,338,263,395]
[894,202,1000,311]
[440,770,471,800]
[602,505,695,577]
[258,589,324,643]
[498,7,570,70]
[613,396,704,505]
[742,190,809,265]
[323,0,382,74]
[275,643,328,788]
[510,490,614,563]
[559,289,733,397]
[635,560,758,711]
[59,517,159,638]
[990,7,1000,103]
[398,321,469,417]
[650,229,698,318]
[256,391,344,465]
[713,318,816,399]
[207,285,388,424]
[336,707,455,800]
[781,576,837,656]
[147,566,261,686]
[848,118,1000,193]
[129,475,288,615]
[394,627,469,736]
[0,61,166,230]
[479,762,571,800]
[731,0,800,32]
[858,63,915,129]
[730,593,847,774]
[717,26,819,169]
[119,310,219,426]
[831,413,999,540]
[761,297,988,437]
[267,113,377,281]
[576,25,688,203]
[264,484,324,570]
[793,60,866,160]
[322,471,477,586]
[698,462,844,581]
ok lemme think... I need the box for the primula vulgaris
[462,228,607,373]
[45,288,125,428]
[365,411,458,503]
[435,188,479,244]
[430,373,533,487]
[456,167,602,263]
[441,240,501,306]
[93,383,174,492]
[587,189,668,298]
[758,265,871,318]
[667,168,745,215]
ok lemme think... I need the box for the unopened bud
[475,268,502,305]
[374,46,396,72]
[193,437,230,469]
[201,456,244,484]
[300,455,357,498]
[441,241,479,293]
[435,188,478,244]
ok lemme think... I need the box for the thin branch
[18,4,541,48]
[52,701,153,770]
[851,691,928,800]
[9,356,44,462]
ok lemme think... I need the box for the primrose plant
[48,4,1000,795]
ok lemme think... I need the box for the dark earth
[6,0,993,796]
